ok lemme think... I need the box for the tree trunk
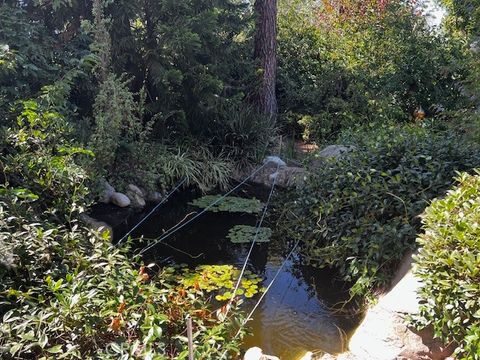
[254,0,278,121]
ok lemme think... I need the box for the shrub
[0,100,251,359]
[1,101,93,221]
[0,220,248,359]
[413,172,480,359]
[281,124,480,297]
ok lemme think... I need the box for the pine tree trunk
[254,0,278,121]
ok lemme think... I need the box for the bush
[276,0,466,143]
[413,172,480,359]
[1,101,93,221]
[0,100,250,359]
[281,124,480,297]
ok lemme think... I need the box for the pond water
[92,184,362,359]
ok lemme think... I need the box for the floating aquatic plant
[227,225,272,244]
[189,195,264,214]
[176,264,263,301]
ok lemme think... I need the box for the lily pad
[227,225,272,244]
[174,264,263,301]
[189,195,264,214]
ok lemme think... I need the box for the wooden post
[186,316,194,360]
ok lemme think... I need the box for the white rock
[127,184,144,196]
[243,347,280,360]
[299,352,314,360]
[126,184,146,208]
[263,156,287,167]
[79,213,113,240]
[244,347,263,360]
[318,145,355,160]
[110,192,131,208]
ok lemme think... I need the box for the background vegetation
[1,0,480,358]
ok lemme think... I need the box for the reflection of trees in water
[121,183,364,355]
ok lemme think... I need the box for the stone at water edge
[126,184,146,208]
[264,156,287,167]
[299,352,314,360]
[147,191,163,203]
[79,213,113,240]
[243,347,280,360]
[100,181,116,203]
[110,192,131,208]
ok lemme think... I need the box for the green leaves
[227,225,272,244]
[190,195,264,214]
[176,264,263,302]
[413,171,480,359]
[285,123,480,298]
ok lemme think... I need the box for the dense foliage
[2,0,480,356]
[277,0,466,143]
[413,172,480,360]
[0,102,252,359]
[280,124,480,296]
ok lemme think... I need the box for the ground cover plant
[413,172,480,360]
[280,123,480,297]
[2,0,480,356]
[0,102,252,359]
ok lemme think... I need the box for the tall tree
[254,0,278,120]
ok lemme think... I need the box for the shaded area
[90,184,363,358]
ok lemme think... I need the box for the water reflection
[92,185,361,358]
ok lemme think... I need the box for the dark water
[91,185,361,359]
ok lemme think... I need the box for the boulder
[110,192,131,208]
[318,253,454,360]
[100,181,116,203]
[318,145,355,160]
[126,184,146,208]
[243,347,280,360]
[234,156,306,188]
[79,213,113,240]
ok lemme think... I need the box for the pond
[91,184,362,359]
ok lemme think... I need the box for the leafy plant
[227,225,272,244]
[1,101,93,221]
[0,99,249,360]
[176,265,263,301]
[280,123,480,297]
[190,195,264,214]
[413,171,480,359]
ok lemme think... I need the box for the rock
[127,184,144,196]
[234,163,306,188]
[470,38,480,53]
[126,184,146,208]
[79,213,113,240]
[146,191,163,203]
[319,253,454,360]
[243,347,280,360]
[110,192,131,208]
[100,181,116,203]
[318,145,355,160]
[299,352,314,360]
[264,156,287,167]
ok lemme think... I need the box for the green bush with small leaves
[0,101,249,359]
[281,123,480,297]
[413,172,480,360]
